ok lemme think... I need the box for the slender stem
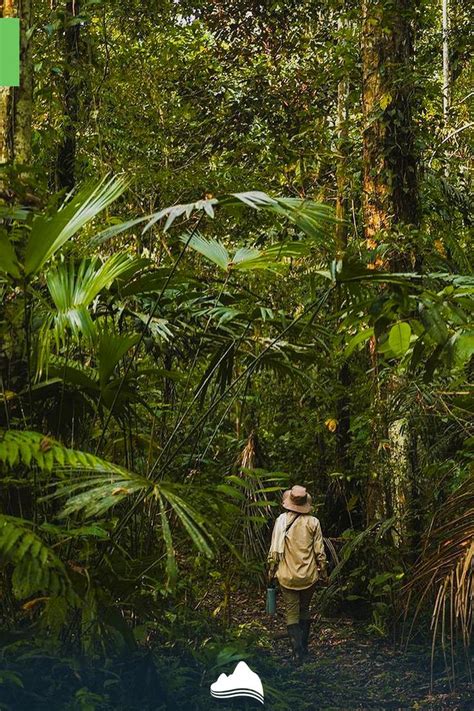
[0,373,11,428]
[23,280,33,425]
[56,334,70,437]
[149,288,333,479]
[442,0,450,119]
[23,279,36,528]
[150,321,251,476]
[95,215,204,453]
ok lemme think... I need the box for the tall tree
[361,0,420,527]
[361,0,419,256]
[0,0,33,174]
[335,15,349,255]
[55,0,82,191]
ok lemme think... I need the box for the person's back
[268,485,327,664]
[276,512,325,589]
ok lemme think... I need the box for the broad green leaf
[388,322,412,357]
[24,175,128,275]
[0,229,21,278]
[453,331,474,367]
[344,328,374,357]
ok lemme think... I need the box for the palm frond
[0,515,75,602]
[181,232,325,273]
[404,474,474,674]
[180,233,230,269]
[24,175,128,276]
[144,191,336,244]
[47,356,100,392]
[46,253,133,315]
[37,253,134,376]
[43,468,218,572]
[0,430,125,476]
[96,330,139,387]
[329,518,398,580]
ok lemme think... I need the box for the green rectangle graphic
[0,18,20,87]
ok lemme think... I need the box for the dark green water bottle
[266,584,276,615]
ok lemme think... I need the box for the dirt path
[262,618,470,710]
[213,592,473,710]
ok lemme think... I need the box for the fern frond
[0,515,76,602]
[0,430,126,477]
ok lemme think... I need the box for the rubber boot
[287,623,304,665]
[300,619,311,655]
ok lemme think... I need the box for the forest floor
[206,590,473,711]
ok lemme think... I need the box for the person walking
[267,485,328,664]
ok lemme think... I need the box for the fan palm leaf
[24,175,128,276]
[96,330,140,387]
[404,475,474,681]
[181,232,327,273]
[37,253,136,376]
[42,467,219,584]
[180,233,230,269]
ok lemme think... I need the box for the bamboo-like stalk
[442,0,450,119]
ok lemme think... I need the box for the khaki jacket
[273,512,327,590]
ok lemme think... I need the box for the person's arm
[267,518,280,581]
[313,519,328,580]
[267,559,278,582]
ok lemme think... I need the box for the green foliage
[37,253,139,375]
[24,176,128,276]
[388,322,412,357]
[0,430,124,475]
[0,515,74,601]
[0,0,472,702]
[0,229,21,278]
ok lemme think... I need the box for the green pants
[280,582,317,625]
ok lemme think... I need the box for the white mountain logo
[210,660,264,704]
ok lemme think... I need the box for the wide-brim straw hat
[282,485,312,514]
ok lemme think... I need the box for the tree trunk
[0,0,16,170]
[0,85,12,168]
[334,15,352,512]
[387,416,409,543]
[15,0,33,165]
[361,0,420,531]
[55,0,81,191]
[335,17,349,255]
[0,0,33,174]
[365,336,387,525]
[361,0,419,249]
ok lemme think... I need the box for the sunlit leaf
[388,322,412,357]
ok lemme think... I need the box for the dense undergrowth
[1,1,472,709]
